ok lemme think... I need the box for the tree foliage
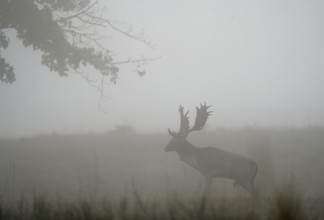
[0,0,154,84]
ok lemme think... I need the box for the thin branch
[59,0,98,21]
[97,74,109,114]
[85,13,156,49]
[111,56,161,65]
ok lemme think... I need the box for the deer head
[165,103,212,152]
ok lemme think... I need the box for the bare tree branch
[111,56,161,65]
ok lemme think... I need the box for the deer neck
[175,140,199,169]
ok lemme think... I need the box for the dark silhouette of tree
[0,0,156,84]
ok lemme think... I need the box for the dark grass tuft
[0,189,322,220]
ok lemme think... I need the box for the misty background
[0,0,324,211]
[1,0,324,137]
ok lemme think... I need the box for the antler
[179,105,190,135]
[189,102,212,132]
[168,103,212,137]
[168,105,190,137]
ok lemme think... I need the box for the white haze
[1,0,324,137]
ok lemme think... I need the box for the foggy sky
[1,0,324,137]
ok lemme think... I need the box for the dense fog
[1,0,324,136]
[1,0,324,218]
[1,127,324,200]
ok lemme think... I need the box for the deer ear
[168,128,176,137]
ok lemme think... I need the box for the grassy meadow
[0,126,324,219]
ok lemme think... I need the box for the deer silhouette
[165,103,258,199]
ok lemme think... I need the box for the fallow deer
[165,103,258,199]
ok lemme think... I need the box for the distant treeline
[0,126,323,200]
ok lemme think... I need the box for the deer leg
[203,175,212,198]
[250,184,259,203]
[241,182,259,202]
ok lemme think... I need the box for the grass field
[0,186,322,220]
[0,127,323,219]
